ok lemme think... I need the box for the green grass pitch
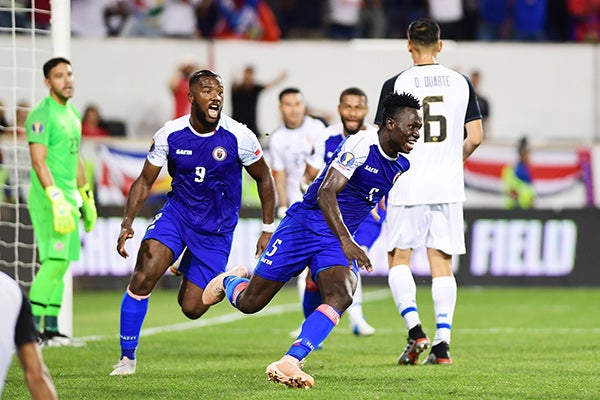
[4,284,600,399]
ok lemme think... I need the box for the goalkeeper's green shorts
[29,207,81,262]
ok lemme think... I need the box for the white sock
[388,265,420,331]
[347,273,364,325]
[431,276,457,346]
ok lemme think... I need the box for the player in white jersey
[110,70,276,376]
[269,87,326,213]
[0,272,57,399]
[302,87,377,336]
[374,18,483,365]
[268,87,326,335]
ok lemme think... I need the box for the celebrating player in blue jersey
[203,92,422,389]
[110,70,276,376]
[301,87,379,336]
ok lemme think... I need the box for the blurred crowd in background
[1,0,600,42]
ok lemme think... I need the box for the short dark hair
[278,87,301,102]
[407,18,440,47]
[43,57,70,78]
[381,92,421,123]
[189,69,221,88]
[339,87,367,103]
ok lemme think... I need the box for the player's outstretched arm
[245,157,276,257]
[117,160,162,258]
[317,167,372,272]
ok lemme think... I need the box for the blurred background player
[0,271,58,400]
[302,87,377,336]
[169,57,201,119]
[374,18,483,365]
[230,65,287,137]
[502,136,535,209]
[26,57,98,346]
[110,70,275,376]
[267,87,325,335]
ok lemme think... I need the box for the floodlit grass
[4,286,600,399]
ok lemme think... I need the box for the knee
[181,306,204,320]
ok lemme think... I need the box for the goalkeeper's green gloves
[78,183,97,232]
[45,185,77,234]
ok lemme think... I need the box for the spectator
[359,0,386,38]
[568,0,600,42]
[477,0,511,40]
[0,100,7,132]
[120,0,163,37]
[231,65,287,137]
[502,137,535,209]
[213,0,281,41]
[81,104,111,138]
[71,0,118,37]
[327,0,362,39]
[512,0,547,41]
[427,0,465,40]
[160,0,203,38]
[169,57,201,119]
[470,70,490,137]
[0,0,30,33]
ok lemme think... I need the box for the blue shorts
[143,202,233,289]
[353,208,386,250]
[253,215,358,283]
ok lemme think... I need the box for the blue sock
[302,287,322,318]
[119,289,149,360]
[286,304,341,361]
[224,276,249,307]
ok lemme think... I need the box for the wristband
[262,222,276,233]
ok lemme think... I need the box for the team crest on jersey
[31,121,44,134]
[212,146,227,161]
[392,171,404,184]
[54,241,64,252]
[338,152,355,169]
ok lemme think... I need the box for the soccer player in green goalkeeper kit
[25,57,97,346]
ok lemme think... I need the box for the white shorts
[385,203,465,255]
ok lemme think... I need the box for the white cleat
[351,319,376,336]
[110,356,136,376]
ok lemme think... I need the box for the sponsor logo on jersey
[212,146,227,161]
[337,152,355,170]
[175,149,193,155]
[392,171,403,184]
[364,165,379,174]
[31,121,44,134]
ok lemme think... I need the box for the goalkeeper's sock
[431,276,456,346]
[44,315,59,333]
[29,259,69,325]
[388,264,421,330]
[286,304,340,361]
[119,286,150,360]
[302,280,322,318]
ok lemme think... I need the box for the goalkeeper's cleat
[351,319,376,336]
[202,265,248,305]
[110,357,136,376]
[422,341,452,365]
[266,355,314,389]
[398,326,430,365]
[41,331,84,347]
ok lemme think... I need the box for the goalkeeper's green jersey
[26,95,81,209]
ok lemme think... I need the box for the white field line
[78,288,600,342]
